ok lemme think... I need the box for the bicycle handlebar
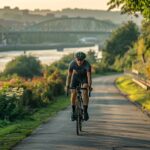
[69,87,87,90]
[66,87,92,97]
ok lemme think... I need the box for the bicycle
[67,85,92,135]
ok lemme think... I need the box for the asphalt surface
[13,74,150,150]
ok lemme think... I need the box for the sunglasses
[77,59,84,61]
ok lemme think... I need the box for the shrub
[92,61,113,74]
[86,50,97,64]
[145,61,150,79]
[0,87,29,120]
[0,72,65,120]
[47,70,65,96]
[3,55,42,78]
[0,53,73,121]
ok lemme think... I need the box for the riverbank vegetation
[0,53,72,120]
[0,0,149,146]
[0,95,69,149]
[105,0,150,78]
[97,21,139,72]
[0,49,100,149]
[106,0,150,112]
[98,0,150,77]
[116,76,150,111]
[0,54,69,149]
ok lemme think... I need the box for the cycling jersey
[68,60,91,87]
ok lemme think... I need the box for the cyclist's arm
[86,63,92,88]
[66,62,73,87]
[87,71,92,88]
[66,70,72,87]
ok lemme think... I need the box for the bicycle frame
[76,86,85,135]
[68,85,86,135]
[67,84,92,135]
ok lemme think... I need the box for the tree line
[102,0,150,78]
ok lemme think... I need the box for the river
[0,45,101,72]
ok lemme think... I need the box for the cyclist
[66,51,92,121]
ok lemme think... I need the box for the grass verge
[116,75,150,111]
[0,95,70,150]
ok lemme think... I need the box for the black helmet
[75,51,86,60]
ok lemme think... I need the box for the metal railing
[124,69,150,90]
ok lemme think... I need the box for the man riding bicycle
[66,51,92,121]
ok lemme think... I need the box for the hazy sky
[0,0,116,11]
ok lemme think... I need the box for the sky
[0,0,118,11]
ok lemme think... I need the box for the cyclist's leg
[70,77,78,121]
[82,83,89,105]
[70,89,77,121]
[71,89,77,111]
[82,83,89,121]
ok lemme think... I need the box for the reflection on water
[0,45,101,72]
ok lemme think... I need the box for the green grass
[116,75,150,111]
[0,95,70,150]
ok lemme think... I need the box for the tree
[104,21,139,64]
[107,0,150,20]
[22,9,29,15]
[4,55,42,78]
[4,6,11,10]
[14,7,19,11]
[141,21,150,49]
[135,38,146,63]
[86,50,97,64]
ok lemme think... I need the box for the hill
[54,9,143,26]
[0,8,142,31]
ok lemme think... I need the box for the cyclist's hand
[65,86,70,96]
[65,85,69,92]
[88,86,92,97]
[88,86,93,91]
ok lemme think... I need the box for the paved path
[13,75,150,150]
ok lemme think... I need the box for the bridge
[0,17,116,50]
[0,30,110,50]
[0,42,96,51]
[0,31,111,34]
[25,17,117,32]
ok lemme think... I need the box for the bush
[146,62,150,79]
[43,53,74,76]
[0,86,29,120]
[47,70,65,96]
[0,69,66,121]
[0,52,74,121]
[86,50,97,64]
[92,61,113,74]
[3,55,42,78]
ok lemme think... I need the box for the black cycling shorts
[70,76,88,88]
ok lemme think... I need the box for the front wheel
[79,109,83,131]
[76,108,80,135]
[79,118,82,132]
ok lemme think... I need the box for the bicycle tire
[76,107,80,135]
[79,109,83,131]
[79,116,82,132]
